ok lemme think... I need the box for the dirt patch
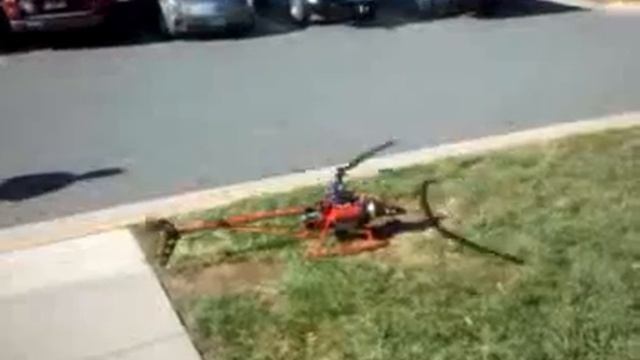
[163,260,284,298]
[373,231,437,266]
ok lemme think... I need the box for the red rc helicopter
[147,140,524,268]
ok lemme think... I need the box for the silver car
[158,0,256,36]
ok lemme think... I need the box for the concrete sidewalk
[0,230,201,360]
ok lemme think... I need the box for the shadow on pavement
[482,0,588,18]
[0,167,125,202]
[351,0,587,30]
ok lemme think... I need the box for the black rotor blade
[342,139,396,172]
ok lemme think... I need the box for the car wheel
[229,16,256,37]
[475,0,501,16]
[289,0,309,26]
[415,0,454,18]
[157,3,178,38]
[103,3,138,38]
[354,3,376,21]
[0,10,11,51]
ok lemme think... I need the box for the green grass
[161,127,640,360]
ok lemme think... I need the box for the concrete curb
[1,112,639,253]
[543,0,640,11]
[604,1,640,11]
[548,0,606,10]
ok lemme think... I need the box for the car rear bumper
[175,7,254,33]
[306,0,375,17]
[9,11,105,32]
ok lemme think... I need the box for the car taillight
[3,0,21,19]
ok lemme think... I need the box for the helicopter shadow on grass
[370,215,525,265]
[370,178,524,265]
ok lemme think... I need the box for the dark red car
[0,0,130,33]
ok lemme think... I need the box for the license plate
[207,17,225,26]
[43,0,67,10]
[188,3,217,14]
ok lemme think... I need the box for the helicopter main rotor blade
[342,139,396,172]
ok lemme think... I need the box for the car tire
[103,3,138,38]
[288,0,309,26]
[229,16,256,37]
[0,10,11,51]
[158,9,177,38]
[354,3,376,21]
[475,0,500,16]
[156,0,180,38]
[415,0,456,18]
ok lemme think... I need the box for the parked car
[0,0,131,33]
[0,7,9,47]
[287,0,376,25]
[157,0,256,37]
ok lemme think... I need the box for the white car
[158,0,256,36]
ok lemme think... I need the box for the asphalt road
[1,1,639,228]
